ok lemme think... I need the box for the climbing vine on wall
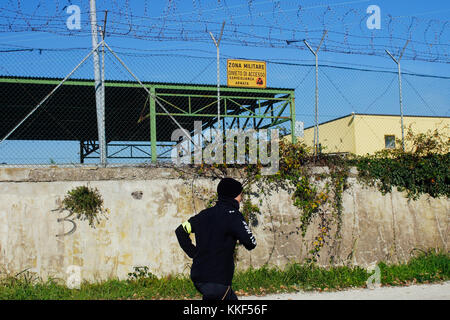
[186,140,350,263]
[353,126,449,200]
[178,126,448,264]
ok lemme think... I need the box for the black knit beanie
[217,177,243,199]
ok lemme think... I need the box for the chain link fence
[0,45,448,166]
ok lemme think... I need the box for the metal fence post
[149,86,157,163]
[386,40,409,151]
[290,94,297,144]
[304,30,327,156]
[89,0,107,166]
[209,21,225,131]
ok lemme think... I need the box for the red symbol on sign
[256,78,263,85]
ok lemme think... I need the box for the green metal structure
[0,77,296,164]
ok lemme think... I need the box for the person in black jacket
[175,177,256,300]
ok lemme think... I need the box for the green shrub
[62,185,108,228]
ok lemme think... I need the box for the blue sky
[1,0,449,65]
[0,0,448,164]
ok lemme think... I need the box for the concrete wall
[0,166,448,283]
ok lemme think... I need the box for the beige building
[294,113,449,155]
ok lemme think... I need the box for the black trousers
[194,282,238,300]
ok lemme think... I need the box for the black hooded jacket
[175,195,256,285]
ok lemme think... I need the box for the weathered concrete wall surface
[0,166,448,282]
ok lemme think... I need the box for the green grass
[1,250,448,300]
[233,249,449,296]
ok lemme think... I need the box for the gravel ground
[240,281,450,300]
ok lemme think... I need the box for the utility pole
[386,40,409,152]
[303,30,327,156]
[209,21,225,131]
[89,0,106,166]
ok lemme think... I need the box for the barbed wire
[0,0,448,63]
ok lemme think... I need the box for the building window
[385,135,396,149]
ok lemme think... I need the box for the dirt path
[241,281,450,300]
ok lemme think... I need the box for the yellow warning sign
[227,59,266,88]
